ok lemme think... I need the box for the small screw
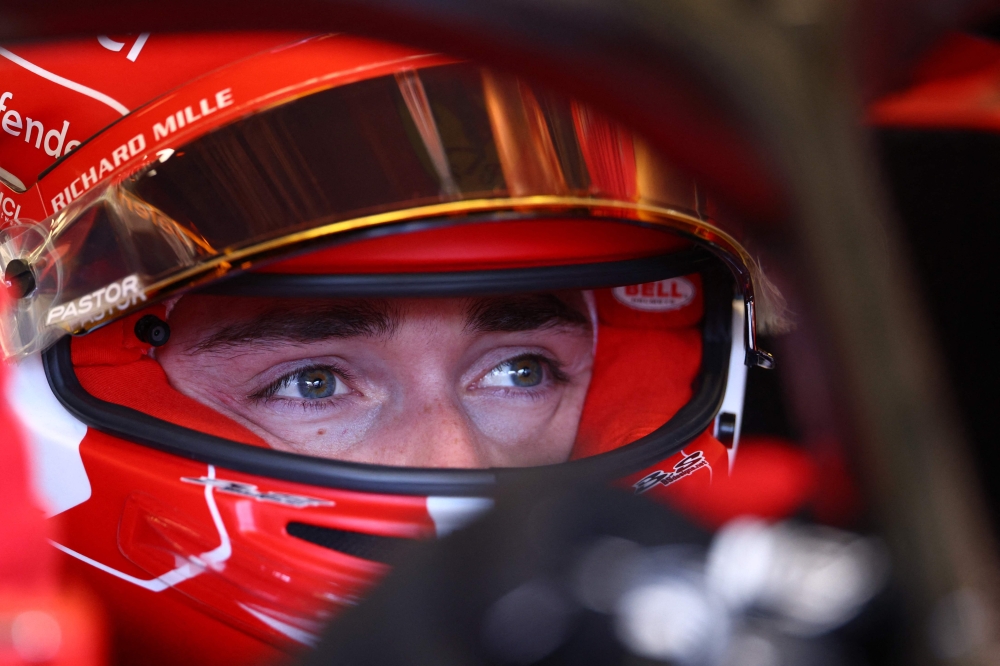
[134,314,171,347]
[4,258,35,298]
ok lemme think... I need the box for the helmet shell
[3,33,734,665]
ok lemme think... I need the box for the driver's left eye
[274,367,347,399]
[480,356,545,388]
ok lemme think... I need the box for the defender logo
[613,277,695,312]
[181,476,335,508]
[632,451,710,495]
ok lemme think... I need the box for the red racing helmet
[0,33,780,664]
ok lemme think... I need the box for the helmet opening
[42,217,736,493]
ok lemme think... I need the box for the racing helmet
[0,34,780,662]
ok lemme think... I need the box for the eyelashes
[477,354,568,390]
[249,363,354,404]
[247,352,567,408]
[540,356,569,384]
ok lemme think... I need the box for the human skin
[157,294,594,468]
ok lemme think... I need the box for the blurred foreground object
[303,484,888,666]
[0,314,103,665]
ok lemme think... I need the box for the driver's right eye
[480,356,546,388]
[273,367,348,399]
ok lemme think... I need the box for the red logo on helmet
[612,277,696,312]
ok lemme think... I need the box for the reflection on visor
[0,62,731,359]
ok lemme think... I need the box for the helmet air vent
[286,522,415,564]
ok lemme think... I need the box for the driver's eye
[481,356,545,388]
[275,367,346,399]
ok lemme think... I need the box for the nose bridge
[404,388,488,469]
[382,313,489,468]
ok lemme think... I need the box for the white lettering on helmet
[111,144,129,167]
[121,275,139,296]
[180,476,335,508]
[45,305,65,325]
[98,158,114,179]
[45,274,146,328]
[46,88,234,213]
[127,133,145,157]
[92,286,106,309]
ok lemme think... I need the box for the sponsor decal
[0,190,22,223]
[45,274,146,327]
[49,87,234,212]
[49,132,146,212]
[152,88,233,142]
[613,277,696,312]
[632,450,710,495]
[97,34,151,62]
[0,90,80,162]
[181,476,335,508]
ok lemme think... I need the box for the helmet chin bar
[41,260,735,495]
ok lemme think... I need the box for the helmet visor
[1,62,729,360]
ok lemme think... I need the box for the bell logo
[613,277,696,312]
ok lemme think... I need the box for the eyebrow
[464,294,590,333]
[188,300,399,353]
